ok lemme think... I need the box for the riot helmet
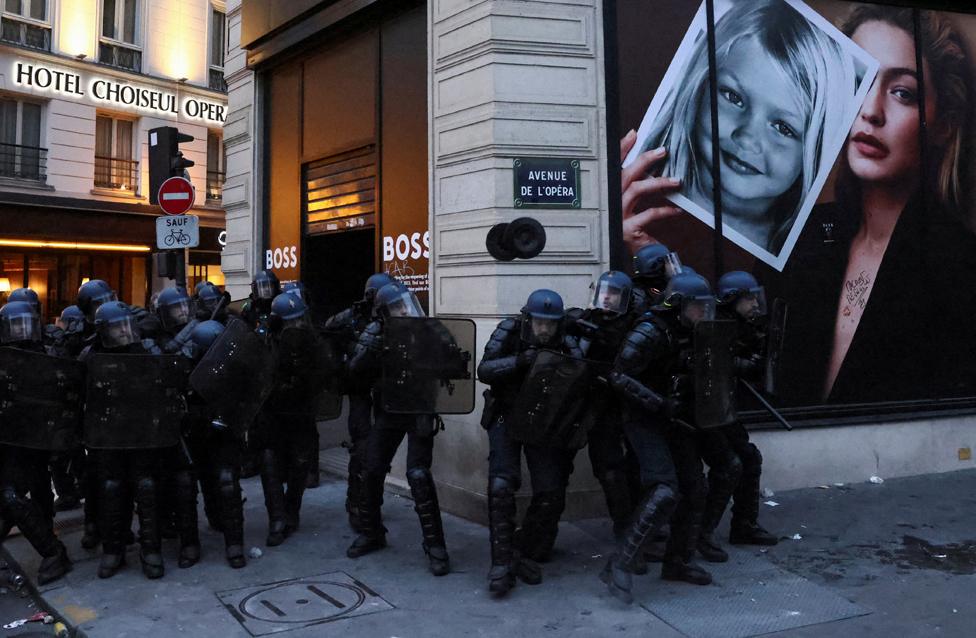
[282,281,308,302]
[590,271,632,316]
[364,273,396,304]
[56,305,86,335]
[196,283,223,315]
[251,270,281,301]
[0,301,41,344]
[8,287,41,315]
[93,301,140,349]
[520,289,564,346]
[157,286,192,331]
[77,279,118,322]
[375,282,425,319]
[271,292,309,329]
[661,272,715,329]
[633,243,684,285]
[189,320,225,359]
[194,280,213,296]
[717,271,767,322]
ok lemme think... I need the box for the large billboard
[610,0,976,413]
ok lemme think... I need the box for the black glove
[516,347,539,370]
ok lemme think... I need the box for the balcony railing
[0,17,51,51]
[94,155,138,191]
[209,69,227,93]
[98,42,142,72]
[0,142,47,181]
[207,170,225,201]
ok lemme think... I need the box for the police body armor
[266,324,341,420]
[188,316,273,437]
[380,317,476,415]
[0,347,85,451]
[84,353,187,449]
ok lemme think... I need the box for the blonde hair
[840,7,972,221]
[646,0,857,252]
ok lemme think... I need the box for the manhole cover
[216,571,393,636]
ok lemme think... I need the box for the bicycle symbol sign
[155,214,200,249]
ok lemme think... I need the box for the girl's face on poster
[694,36,805,217]
[847,21,934,185]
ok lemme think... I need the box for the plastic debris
[816,485,830,490]
[788,611,801,617]
[763,500,779,507]
[833,483,845,487]
[761,488,775,498]
[791,534,803,540]
[591,554,602,559]
[869,476,884,484]
[3,612,48,629]
[249,547,263,559]
[934,554,947,559]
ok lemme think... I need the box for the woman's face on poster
[847,21,935,185]
[693,36,805,217]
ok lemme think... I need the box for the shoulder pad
[565,307,586,322]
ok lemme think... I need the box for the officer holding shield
[345,282,451,578]
[477,289,582,595]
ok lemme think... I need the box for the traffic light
[148,126,194,205]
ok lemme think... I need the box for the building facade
[0,0,228,320]
[226,0,976,521]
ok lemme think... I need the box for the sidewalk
[2,467,974,637]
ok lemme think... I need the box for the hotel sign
[12,60,225,125]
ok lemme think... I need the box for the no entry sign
[158,176,195,215]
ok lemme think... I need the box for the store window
[94,115,136,192]
[98,0,141,71]
[209,6,227,92]
[0,0,50,51]
[206,130,224,201]
[0,96,44,181]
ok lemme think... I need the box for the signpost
[155,176,196,290]
[156,215,199,249]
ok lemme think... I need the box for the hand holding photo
[623,0,878,270]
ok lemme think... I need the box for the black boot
[260,449,288,546]
[487,477,517,594]
[346,451,364,532]
[698,453,740,563]
[98,552,125,579]
[729,465,777,546]
[175,468,201,568]
[81,522,101,550]
[226,544,246,569]
[600,470,646,575]
[407,468,450,576]
[347,471,387,558]
[96,476,126,579]
[38,542,72,585]
[517,489,566,564]
[283,447,309,537]
[662,482,710,586]
[135,475,164,580]
[217,466,247,566]
[729,522,778,546]
[601,484,677,604]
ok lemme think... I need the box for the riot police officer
[82,300,168,579]
[564,272,642,559]
[323,272,395,530]
[604,272,718,603]
[631,243,684,314]
[193,282,227,322]
[76,279,118,324]
[256,292,319,547]
[184,319,248,568]
[241,270,281,335]
[0,301,72,585]
[346,283,451,577]
[281,280,321,489]
[477,289,582,594]
[698,272,778,563]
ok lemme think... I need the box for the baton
[740,379,793,431]
[210,292,231,321]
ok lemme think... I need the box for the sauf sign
[12,61,226,125]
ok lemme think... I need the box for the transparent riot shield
[764,298,788,396]
[0,347,84,451]
[267,325,341,419]
[84,353,187,449]
[189,317,273,436]
[507,350,594,448]
[693,320,737,429]
[381,317,476,415]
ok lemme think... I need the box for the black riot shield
[0,347,85,451]
[507,350,594,448]
[693,320,737,429]
[381,317,476,415]
[189,317,273,435]
[84,353,186,449]
[267,326,341,419]
[764,298,788,396]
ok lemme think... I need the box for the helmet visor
[1,312,41,343]
[160,298,191,330]
[254,278,276,300]
[56,314,85,334]
[681,295,715,328]
[88,290,118,320]
[591,280,629,315]
[385,291,425,318]
[663,252,684,279]
[734,287,767,321]
[100,315,139,348]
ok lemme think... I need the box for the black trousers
[92,448,163,555]
[258,412,317,524]
[189,425,245,547]
[0,445,60,558]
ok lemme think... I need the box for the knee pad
[135,476,155,498]
[741,444,763,477]
[488,476,515,496]
[406,467,432,485]
[0,487,20,512]
[102,478,124,501]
